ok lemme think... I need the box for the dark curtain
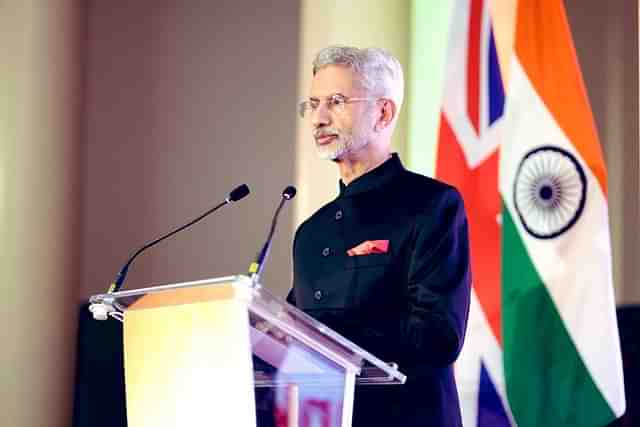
[73,303,127,427]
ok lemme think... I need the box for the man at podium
[289,46,472,427]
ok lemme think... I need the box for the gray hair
[312,46,404,112]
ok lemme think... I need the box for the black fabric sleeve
[398,187,471,365]
[286,226,300,306]
[286,288,296,305]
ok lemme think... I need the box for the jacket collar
[338,153,404,198]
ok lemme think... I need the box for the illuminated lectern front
[89,275,406,427]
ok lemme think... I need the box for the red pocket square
[347,240,389,256]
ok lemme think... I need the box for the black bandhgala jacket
[287,154,472,427]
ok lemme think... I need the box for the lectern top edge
[89,274,241,304]
[88,274,407,385]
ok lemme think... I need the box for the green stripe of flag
[501,201,615,427]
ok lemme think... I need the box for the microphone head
[229,184,250,202]
[282,186,297,200]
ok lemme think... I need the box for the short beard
[315,131,370,161]
[316,138,350,160]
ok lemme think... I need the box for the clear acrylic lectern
[89,275,406,427]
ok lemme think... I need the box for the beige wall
[0,1,81,426]
[81,1,300,299]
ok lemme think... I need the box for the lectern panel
[124,285,256,427]
[89,275,406,427]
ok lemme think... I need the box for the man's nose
[311,103,330,128]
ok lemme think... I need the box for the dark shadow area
[609,306,640,426]
[72,303,127,427]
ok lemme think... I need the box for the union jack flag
[435,0,513,425]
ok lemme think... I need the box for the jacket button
[321,247,331,257]
[335,210,343,220]
[314,290,323,300]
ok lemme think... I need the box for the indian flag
[501,0,626,426]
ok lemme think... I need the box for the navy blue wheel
[513,146,587,239]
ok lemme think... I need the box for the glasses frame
[298,93,380,119]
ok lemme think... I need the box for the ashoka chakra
[513,145,587,239]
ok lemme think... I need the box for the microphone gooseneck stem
[249,196,288,287]
[109,199,228,294]
[107,184,249,294]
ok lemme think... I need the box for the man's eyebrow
[308,92,347,101]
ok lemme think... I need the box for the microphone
[107,184,250,294]
[248,186,296,286]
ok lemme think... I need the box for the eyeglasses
[298,93,378,118]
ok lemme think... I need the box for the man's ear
[375,99,396,131]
